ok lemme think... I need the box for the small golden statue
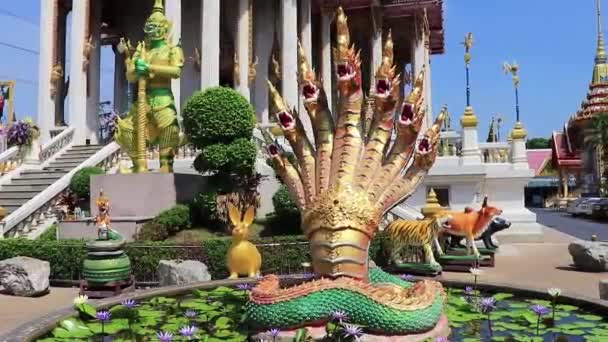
[226,203,261,278]
[114,0,185,173]
[95,190,111,240]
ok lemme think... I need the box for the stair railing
[0,146,23,178]
[0,142,122,239]
[39,127,75,165]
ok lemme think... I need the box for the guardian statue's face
[144,15,168,41]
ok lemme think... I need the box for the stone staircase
[0,145,103,215]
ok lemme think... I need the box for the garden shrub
[69,167,104,199]
[0,235,386,281]
[183,87,260,231]
[265,185,301,235]
[182,87,256,146]
[135,205,193,241]
[37,225,57,241]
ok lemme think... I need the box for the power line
[0,41,38,55]
[0,9,37,26]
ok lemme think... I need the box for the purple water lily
[95,310,111,323]
[530,304,550,317]
[156,331,173,342]
[479,297,496,314]
[464,286,474,296]
[236,283,253,291]
[341,323,363,339]
[121,299,137,309]
[435,337,449,342]
[184,310,197,318]
[400,274,415,282]
[330,310,348,322]
[179,325,196,338]
[266,328,281,338]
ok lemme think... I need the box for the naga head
[374,30,401,113]
[267,81,297,133]
[297,40,324,115]
[333,7,362,95]
[397,68,426,142]
[144,0,171,42]
[260,126,286,165]
[412,108,445,170]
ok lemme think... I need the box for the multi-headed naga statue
[248,7,448,337]
[114,0,184,173]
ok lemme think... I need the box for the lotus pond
[35,284,608,342]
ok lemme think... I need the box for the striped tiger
[385,214,452,267]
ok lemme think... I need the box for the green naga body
[114,0,184,173]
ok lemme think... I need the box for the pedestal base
[252,314,450,342]
[79,274,135,299]
[437,254,490,272]
[444,248,496,267]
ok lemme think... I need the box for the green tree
[526,137,551,149]
[182,87,261,231]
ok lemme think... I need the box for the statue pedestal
[90,173,209,217]
[80,238,134,298]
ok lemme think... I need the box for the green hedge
[0,234,388,281]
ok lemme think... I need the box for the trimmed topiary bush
[69,167,104,200]
[183,87,256,146]
[265,185,301,236]
[193,138,256,175]
[135,204,193,241]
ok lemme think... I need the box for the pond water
[36,285,608,342]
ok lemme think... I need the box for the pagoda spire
[596,0,606,64]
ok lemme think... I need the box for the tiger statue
[384,214,452,267]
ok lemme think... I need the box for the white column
[321,9,334,116]
[85,0,101,145]
[511,137,529,169]
[460,125,482,165]
[36,0,56,144]
[236,0,250,99]
[165,0,182,115]
[281,1,298,108]
[201,0,220,88]
[253,0,273,124]
[298,0,314,140]
[67,0,93,144]
[370,8,382,90]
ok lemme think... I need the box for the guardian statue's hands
[134,58,149,76]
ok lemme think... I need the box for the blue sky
[0,0,602,140]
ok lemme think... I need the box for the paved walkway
[0,227,606,336]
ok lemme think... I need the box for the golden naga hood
[262,7,446,280]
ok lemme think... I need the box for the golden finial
[462,32,473,66]
[152,0,164,13]
[421,188,447,218]
[503,62,520,88]
[597,0,607,63]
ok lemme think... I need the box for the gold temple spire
[596,0,607,64]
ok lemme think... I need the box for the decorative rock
[600,279,608,300]
[0,256,50,296]
[157,260,211,286]
[568,241,608,272]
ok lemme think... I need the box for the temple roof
[551,132,582,168]
[527,149,552,176]
[570,0,608,124]
[316,0,445,54]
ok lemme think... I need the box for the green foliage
[69,167,104,199]
[526,137,551,150]
[135,205,192,241]
[265,185,301,235]
[38,225,57,241]
[193,138,257,175]
[183,87,256,146]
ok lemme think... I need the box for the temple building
[551,0,608,198]
[36,0,444,144]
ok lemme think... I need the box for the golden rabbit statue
[226,203,262,278]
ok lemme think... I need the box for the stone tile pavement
[0,227,605,336]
